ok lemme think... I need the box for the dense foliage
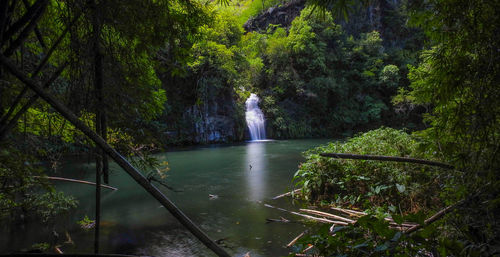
[158,0,423,143]
[294,127,446,213]
[291,0,500,255]
[0,148,77,223]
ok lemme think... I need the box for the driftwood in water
[272,189,301,200]
[320,153,454,169]
[33,176,117,190]
[264,204,349,225]
[266,216,290,223]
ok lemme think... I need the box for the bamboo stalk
[330,206,366,217]
[389,222,415,227]
[299,209,355,223]
[404,201,462,234]
[303,245,314,252]
[329,207,416,227]
[264,204,349,225]
[320,153,454,169]
[272,189,301,200]
[33,176,117,190]
[287,231,306,248]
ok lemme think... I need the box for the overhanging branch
[320,152,454,169]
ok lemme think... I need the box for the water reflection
[245,142,267,201]
[1,139,330,256]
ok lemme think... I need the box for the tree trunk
[91,0,104,253]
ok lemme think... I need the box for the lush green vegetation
[294,127,446,213]
[291,128,456,255]
[159,2,422,141]
[289,0,500,255]
[0,0,498,255]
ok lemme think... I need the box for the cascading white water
[245,93,266,141]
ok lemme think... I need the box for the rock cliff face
[182,99,240,144]
[243,0,306,32]
[159,74,246,145]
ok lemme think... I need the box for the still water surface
[8,139,329,256]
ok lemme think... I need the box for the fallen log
[34,176,117,190]
[264,204,349,225]
[272,189,301,200]
[320,153,454,169]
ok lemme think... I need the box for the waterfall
[245,94,266,141]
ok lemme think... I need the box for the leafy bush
[0,147,77,223]
[293,127,446,214]
[290,127,470,256]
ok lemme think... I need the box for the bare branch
[34,176,118,190]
